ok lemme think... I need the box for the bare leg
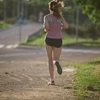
[45,44,54,79]
[53,47,62,61]
[53,47,62,74]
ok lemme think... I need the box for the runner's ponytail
[48,0,64,19]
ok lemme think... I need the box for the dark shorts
[45,37,62,48]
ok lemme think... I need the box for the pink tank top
[46,14,62,39]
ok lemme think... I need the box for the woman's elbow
[63,25,68,29]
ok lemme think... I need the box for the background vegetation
[67,58,100,100]
[21,29,100,47]
[0,0,100,43]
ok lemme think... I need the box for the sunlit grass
[0,22,11,29]
[20,29,100,47]
[21,30,45,46]
[67,58,100,100]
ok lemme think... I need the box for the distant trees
[0,0,90,24]
[73,0,100,24]
[0,0,100,42]
[73,0,100,42]
[0,0,86,22]
[0,0,33,23]
[1,0,100,24]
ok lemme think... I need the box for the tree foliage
[0,0,92,25]
[0,0,74,23]
[73,0,100,24]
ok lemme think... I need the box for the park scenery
[0,0,100,100]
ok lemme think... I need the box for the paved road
[0,23,43,49]
[0,22,100,62]
[0,45,100,62]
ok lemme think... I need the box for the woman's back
[46,14,62,39]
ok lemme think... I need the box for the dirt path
[0,51,100,100]
[0,57,75,100]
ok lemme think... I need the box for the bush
[6,17,16,24]
[64,22,100,41]
[0,21,4,29]
[85,23,100,41]
[64,24,86,38]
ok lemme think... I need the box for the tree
[86,23,99,41]
[73,0,100,24]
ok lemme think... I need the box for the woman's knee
[48,59,53,65]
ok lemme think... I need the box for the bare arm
[43,15,49,32]
[61,16,68,29]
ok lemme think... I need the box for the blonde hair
[48,0,64,19]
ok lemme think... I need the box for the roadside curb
[16,45,44,50]
[25,28,43,43]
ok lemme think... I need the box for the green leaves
[29,0,49,6]
[73,0,100,24]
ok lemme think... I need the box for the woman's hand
[61,15,68,29]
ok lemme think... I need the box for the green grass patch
[64,86,72,89]
[21,30,45,46]
[20,29,100,47]
[68,58,100,100]
[5,72,9,74]
[0,22,11,29]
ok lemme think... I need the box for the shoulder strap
[47,14,52,22]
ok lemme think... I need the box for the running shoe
[55,61,62,75]
[48,80,55,85]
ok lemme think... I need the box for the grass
[20,29,100,47]
[67,58,100,100]
[0,22,11,29]
[5,72,9,74]
[21,30,45,46]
